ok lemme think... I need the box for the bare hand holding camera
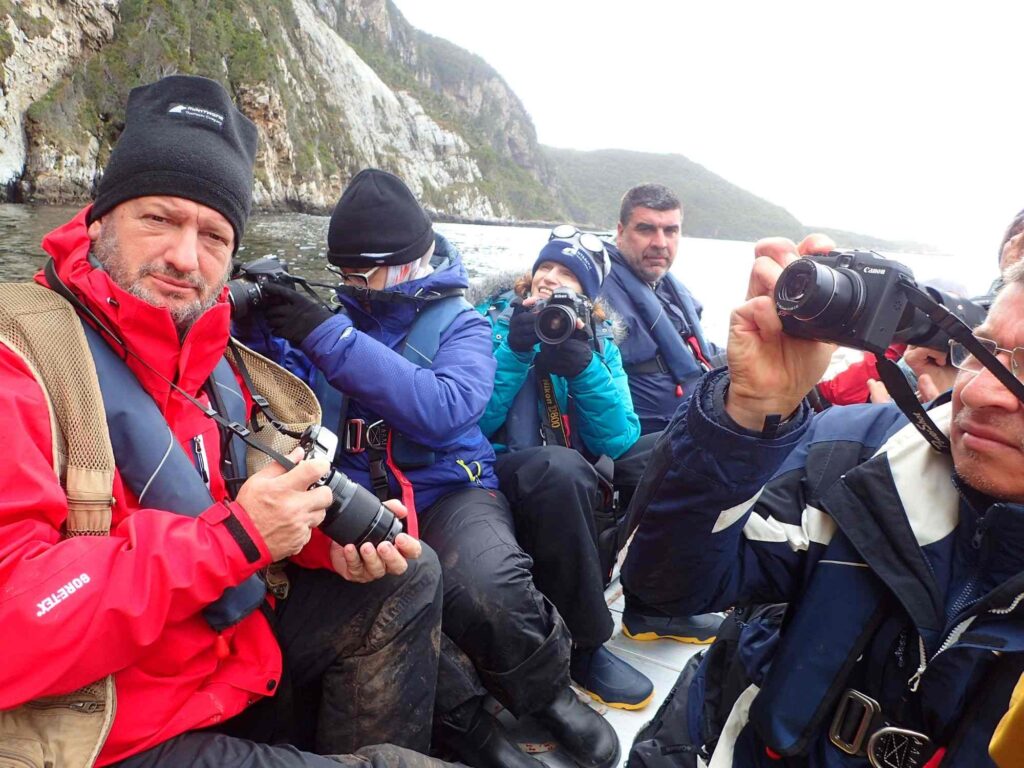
[726,235,837,431]
[235,447,334,561]
[330,499,422,582]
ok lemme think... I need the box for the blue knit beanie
[532,236,608,299]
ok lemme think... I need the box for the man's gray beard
[92,225,227,332]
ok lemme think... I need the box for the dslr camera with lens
[774,250,986,355]
[227,256,297,320]
[534,287,593,346]
[297,425,403,548]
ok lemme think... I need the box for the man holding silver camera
[621,234,1024,766]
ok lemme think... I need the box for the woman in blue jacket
[477,229,654,710]
[235,171,618,768]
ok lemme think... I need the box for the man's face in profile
[950,281,1024,503]
[616,206,682,284]
[88,196,234,330]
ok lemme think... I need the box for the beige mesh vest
[0,283,320,768]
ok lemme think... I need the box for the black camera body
[535,287,592,345]
[775,250,986,355]
[297,425,402,548]
[227,256,295,320]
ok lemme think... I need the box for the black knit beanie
[88,75,258,251]
[327,169,434,267]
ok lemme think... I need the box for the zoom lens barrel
[226,279,264,321]
[319,470,403,547]
[775,259,865,329]
[536,304,577,345]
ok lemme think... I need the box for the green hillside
[544,147,806,240]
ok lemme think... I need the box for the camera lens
[319,470,403,547]
[775,259,864,328]
[536,304,577,345]
[226,279,263,321]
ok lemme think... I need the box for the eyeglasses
[328,264,380,287]
[549,225,607,258]
[949,338,1024,380]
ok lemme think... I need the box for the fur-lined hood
[468,269,628,345]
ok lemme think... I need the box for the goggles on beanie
[546,226,611,286]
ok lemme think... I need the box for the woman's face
[531,261,583,298]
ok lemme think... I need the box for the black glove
[261,282,335,346]
[507,301,541,352]
[536,338,593,379]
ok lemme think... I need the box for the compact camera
[774,250,986,355]
[297,425,402,548]
[227,256,297,320]
[534,287,592,345]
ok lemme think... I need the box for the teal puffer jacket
[477,289,640,459]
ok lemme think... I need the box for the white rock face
[0,0,119,191]
[277,0,507,216]
[7,0,518,219]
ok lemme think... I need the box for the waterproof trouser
[114,548,445,767]
[110,738,462,768]
[420,487,572,718]
[495,446,612,649]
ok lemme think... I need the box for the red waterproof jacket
[0,208,332,764]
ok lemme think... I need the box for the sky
[391,0,1024,260]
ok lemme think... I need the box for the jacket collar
[35,206,232,408]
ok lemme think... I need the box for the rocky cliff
[1,0,559,219]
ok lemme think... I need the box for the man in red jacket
[0,75,451,768]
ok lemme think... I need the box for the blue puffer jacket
[235,245,498,513]
[623,369,1024,766]
[601,244,722,434]
[476,289,640,459]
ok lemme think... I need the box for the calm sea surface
[0,204,990,352]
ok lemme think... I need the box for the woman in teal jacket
[476,229,653,711]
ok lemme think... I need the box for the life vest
[602,247,713,391]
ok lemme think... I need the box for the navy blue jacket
[235,248,498,513]
[622,369,1024,766]
[600,245,721,434]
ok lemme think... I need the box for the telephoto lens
[319,469,403,547]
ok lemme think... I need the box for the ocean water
[0,204,993,368]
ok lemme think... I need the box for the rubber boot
[534,687,620,768]
[571,645,654,710]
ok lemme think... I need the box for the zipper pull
[193,434,211,488]
[907,635,928,692]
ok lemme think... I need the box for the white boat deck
[495,574,712,768]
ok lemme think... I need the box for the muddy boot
[534,687,620,768]
[435,698,544,768]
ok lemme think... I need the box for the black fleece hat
[88,75,258,251]
[327,169,434,267]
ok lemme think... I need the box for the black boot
[534,687,620,768]
[436,699,545,768]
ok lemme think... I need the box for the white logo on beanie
[168,103,225,129]
[562,245,595,273]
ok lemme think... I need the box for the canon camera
[298,425,403,548]
[227,256,297,320]
[774,250,986,355]
[534,287,592,345]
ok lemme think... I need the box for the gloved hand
[536,338,593,379]
[261,282,335,346]
[507,301,541,352]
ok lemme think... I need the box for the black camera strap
[535,372,570,448]
[880,279,1024,453]
[44,258,303,474]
